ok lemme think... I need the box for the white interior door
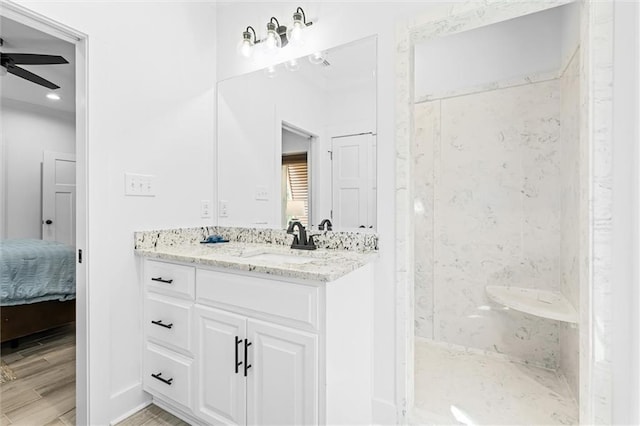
[42,151,76,245]
[331,134,376,230]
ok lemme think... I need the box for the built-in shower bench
[485,286,578,324]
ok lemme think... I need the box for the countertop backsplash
[134,226,378,253]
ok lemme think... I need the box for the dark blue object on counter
[200,235,229,244]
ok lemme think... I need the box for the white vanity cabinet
[141,257,373,426]
[194,306,317,425]
[142,260,196,414]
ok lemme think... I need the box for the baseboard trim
[109,383,151,425]
[373,397,398,425]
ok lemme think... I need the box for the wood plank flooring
[0,325,76,425]
[1,324,188,425]
[115,404,189,426]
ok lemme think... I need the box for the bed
[0,239,76,343]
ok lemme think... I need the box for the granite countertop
[135,241,377,282]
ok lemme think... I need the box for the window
[282,153,309,227]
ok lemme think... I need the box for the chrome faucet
[286,221,317,250]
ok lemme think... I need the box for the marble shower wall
[414,78,567,368]
[559,49,581,400]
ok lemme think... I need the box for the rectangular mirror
[217,36,377,231]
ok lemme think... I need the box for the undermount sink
[241,251,316,265]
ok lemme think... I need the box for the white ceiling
[1,16,75,113]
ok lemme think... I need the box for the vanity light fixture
[239,7,314,58]
[239,26,260,58]
[288,7,313,46]
[265,17,284,51]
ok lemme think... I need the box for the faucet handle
[307,234,320,248]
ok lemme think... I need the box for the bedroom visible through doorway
[1,13,78,424]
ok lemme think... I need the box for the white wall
[2,99,75,239]
[612,1,640,423]
[12,2,217,424]
[217,2,443,421]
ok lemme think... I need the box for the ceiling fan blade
[1,53,68,65]
[6,64,60,89]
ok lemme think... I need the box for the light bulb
[284,58,300,72]
[239,39,253,58]
[288,20,304,46]
[238,27,255,59]
[265,21,281,52]
[290,24,303,42]
[288,8,310,47]
[46,92,61,101]
[308,51,325,65]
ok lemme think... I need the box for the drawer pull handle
[151,320,173,329]
[244,339,252,377]
[151,277,174,284]
[151,372,173,386]
[235,336,243,374]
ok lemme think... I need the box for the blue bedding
[0,239,76,306]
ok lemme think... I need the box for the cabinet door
[246,319,318,425]
[194,306,246,425]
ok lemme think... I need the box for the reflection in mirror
[282,126,312,228]
[217,36,377,231]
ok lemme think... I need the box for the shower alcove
[408,3,584,424]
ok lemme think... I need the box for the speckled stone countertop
[134,226,378,282]
[136,242,377,282]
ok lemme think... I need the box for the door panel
[42,151,75,244]
[331,134,375,230]
[194,306,246,425]
[246,319,318,426]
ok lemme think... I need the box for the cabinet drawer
[197,269,319,330]
[145,260,195,300]
[145,294,192,353]
[143,343,192,409]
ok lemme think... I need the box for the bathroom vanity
[135,228,377,425]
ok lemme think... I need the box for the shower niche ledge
[486,285,578,324]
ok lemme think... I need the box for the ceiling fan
[0,38,68,90]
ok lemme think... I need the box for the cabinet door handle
[151,372,173,386]
[235,336,243,374]
[244,339,252,377]
[151,277,174,284]
[151,320,173,329]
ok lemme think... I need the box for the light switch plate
[125,173,156,197]
[255,186,269,201]
[218,200,229,217]
[201,200,212,218]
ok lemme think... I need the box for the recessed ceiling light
[46,93,61,101]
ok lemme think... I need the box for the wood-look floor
[116,404,189,426]
[1,324,188,426]
[0,325,76,425]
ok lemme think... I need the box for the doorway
[281,126,313,228]
[0,2,88,423]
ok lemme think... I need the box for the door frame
[0,1,90,423]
